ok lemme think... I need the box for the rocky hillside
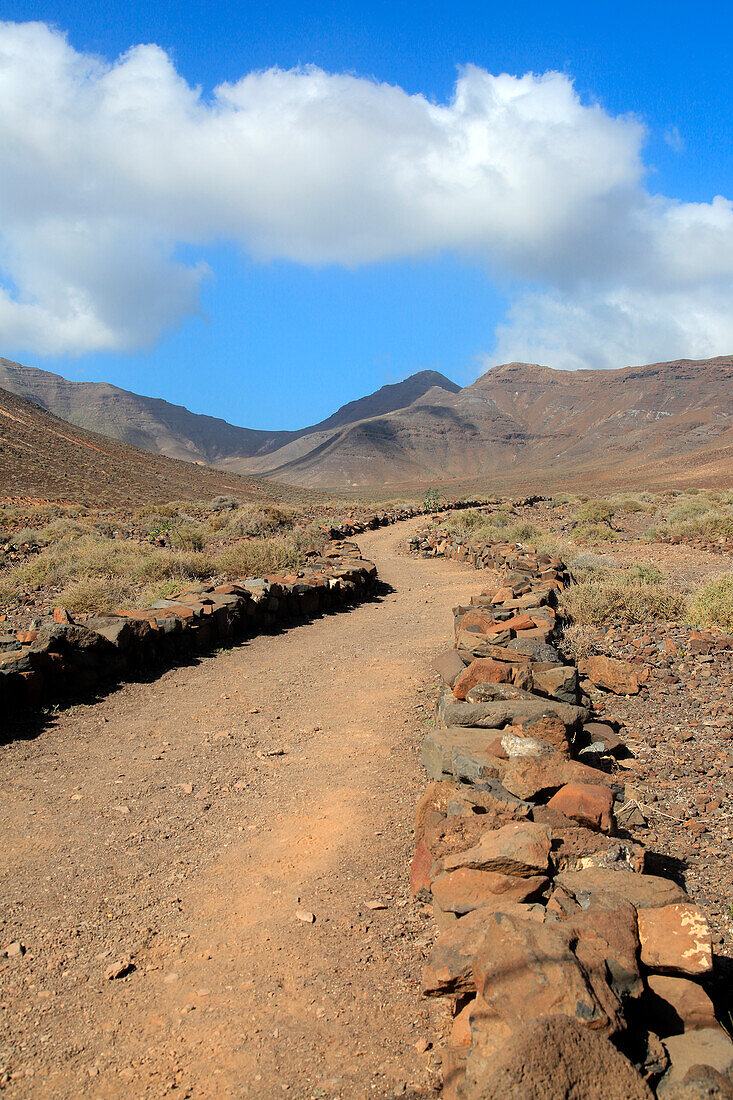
[0,386,300,507]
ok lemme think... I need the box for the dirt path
[0,520,479,1100]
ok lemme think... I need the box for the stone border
[409,528,732,1098]
[0,498,536,721]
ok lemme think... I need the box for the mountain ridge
[1,355,731,491]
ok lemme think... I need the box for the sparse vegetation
[561,568,685,626]
[686,575,733,634]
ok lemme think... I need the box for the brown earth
[0,519,470,1099]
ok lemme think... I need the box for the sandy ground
[0,519,478,1100]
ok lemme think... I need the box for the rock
[452,658,514,699]
[660,1065,733,1100]
[513,713,571,755]
[583,721,625,755]
[432,868,548,914]
[472,911,619,1033]
[659,1029,733,1096]
[105,957,135,980]
[584,655,641,695]
[554,869,689,910]
[637,904,712,976]
[646,974,718,1034]
[500,728,558,759]
[506,637,561,662]
[295,910,316,923]
[531,665,580,704]
[420,727,505,782]
[438,687,586,731]
[410,839,434,899]
[414,780,460,845]
[422,907,519,998]
[501,756,608,801]
[432,650,468,688]
[463,1014,652,1100]
[538,816,645,873]
[547,782,615,833]
[3,941,25,958]
[442,822,551,877]
[567,897,643,1001]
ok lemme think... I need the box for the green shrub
[686,575,733,634]
[574,500,616,526]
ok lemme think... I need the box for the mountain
[0,359,457,465]
[0,386,303,507]
[227,356,733,489]
[1,355,731,491]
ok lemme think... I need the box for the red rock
[647,974,717,1033]
[410,839,434,899]
[637,903,712,976]
[472,911,618,1033]
[513,714,570,754]
[464,1014,652,1100]
[547,782,615,833]
[432,868,548,913]
[452,658,514,699]
[442,822,551,878]
[584,655,641,695]
[457,610,496,636]
[53,606,73,624]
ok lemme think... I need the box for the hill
[0,386,305,507]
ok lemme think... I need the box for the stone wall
[0,497,519,721]
[409,529,732,1098]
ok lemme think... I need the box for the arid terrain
[1,488,733,1096]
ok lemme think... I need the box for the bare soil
[0,519,470,1099]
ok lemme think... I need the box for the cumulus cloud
[0,20,732,363]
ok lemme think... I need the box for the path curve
[0,519,482,1099]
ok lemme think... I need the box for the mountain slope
[0,359,458,466]
[0,386,301,507]
[230,356,733,489]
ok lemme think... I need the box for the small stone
[414,1038,431,1054]
[295,910,316,923]
[104,957,135,980]
[4,941,25,958]
[365,900,388,910]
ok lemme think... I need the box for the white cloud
[0,20,732,364]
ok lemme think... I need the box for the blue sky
[1,0,732,428]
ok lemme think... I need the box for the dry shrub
[58,576,129,615]
[562,570,685,626]
[686,575,733,634]
[562,622,600,661]
[213,537,302,578]
[570,522,614,545]
[221,504,297,538]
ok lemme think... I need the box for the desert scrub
[213,535,305,578]
[686,575,733,634]
[570,522,615,544]
[219,504,297,538]
[573,500,616,527]
[57,576,130,615]
[561,568,685,626]
[168,522,208,551]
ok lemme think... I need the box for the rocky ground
[0,512,731,1097]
